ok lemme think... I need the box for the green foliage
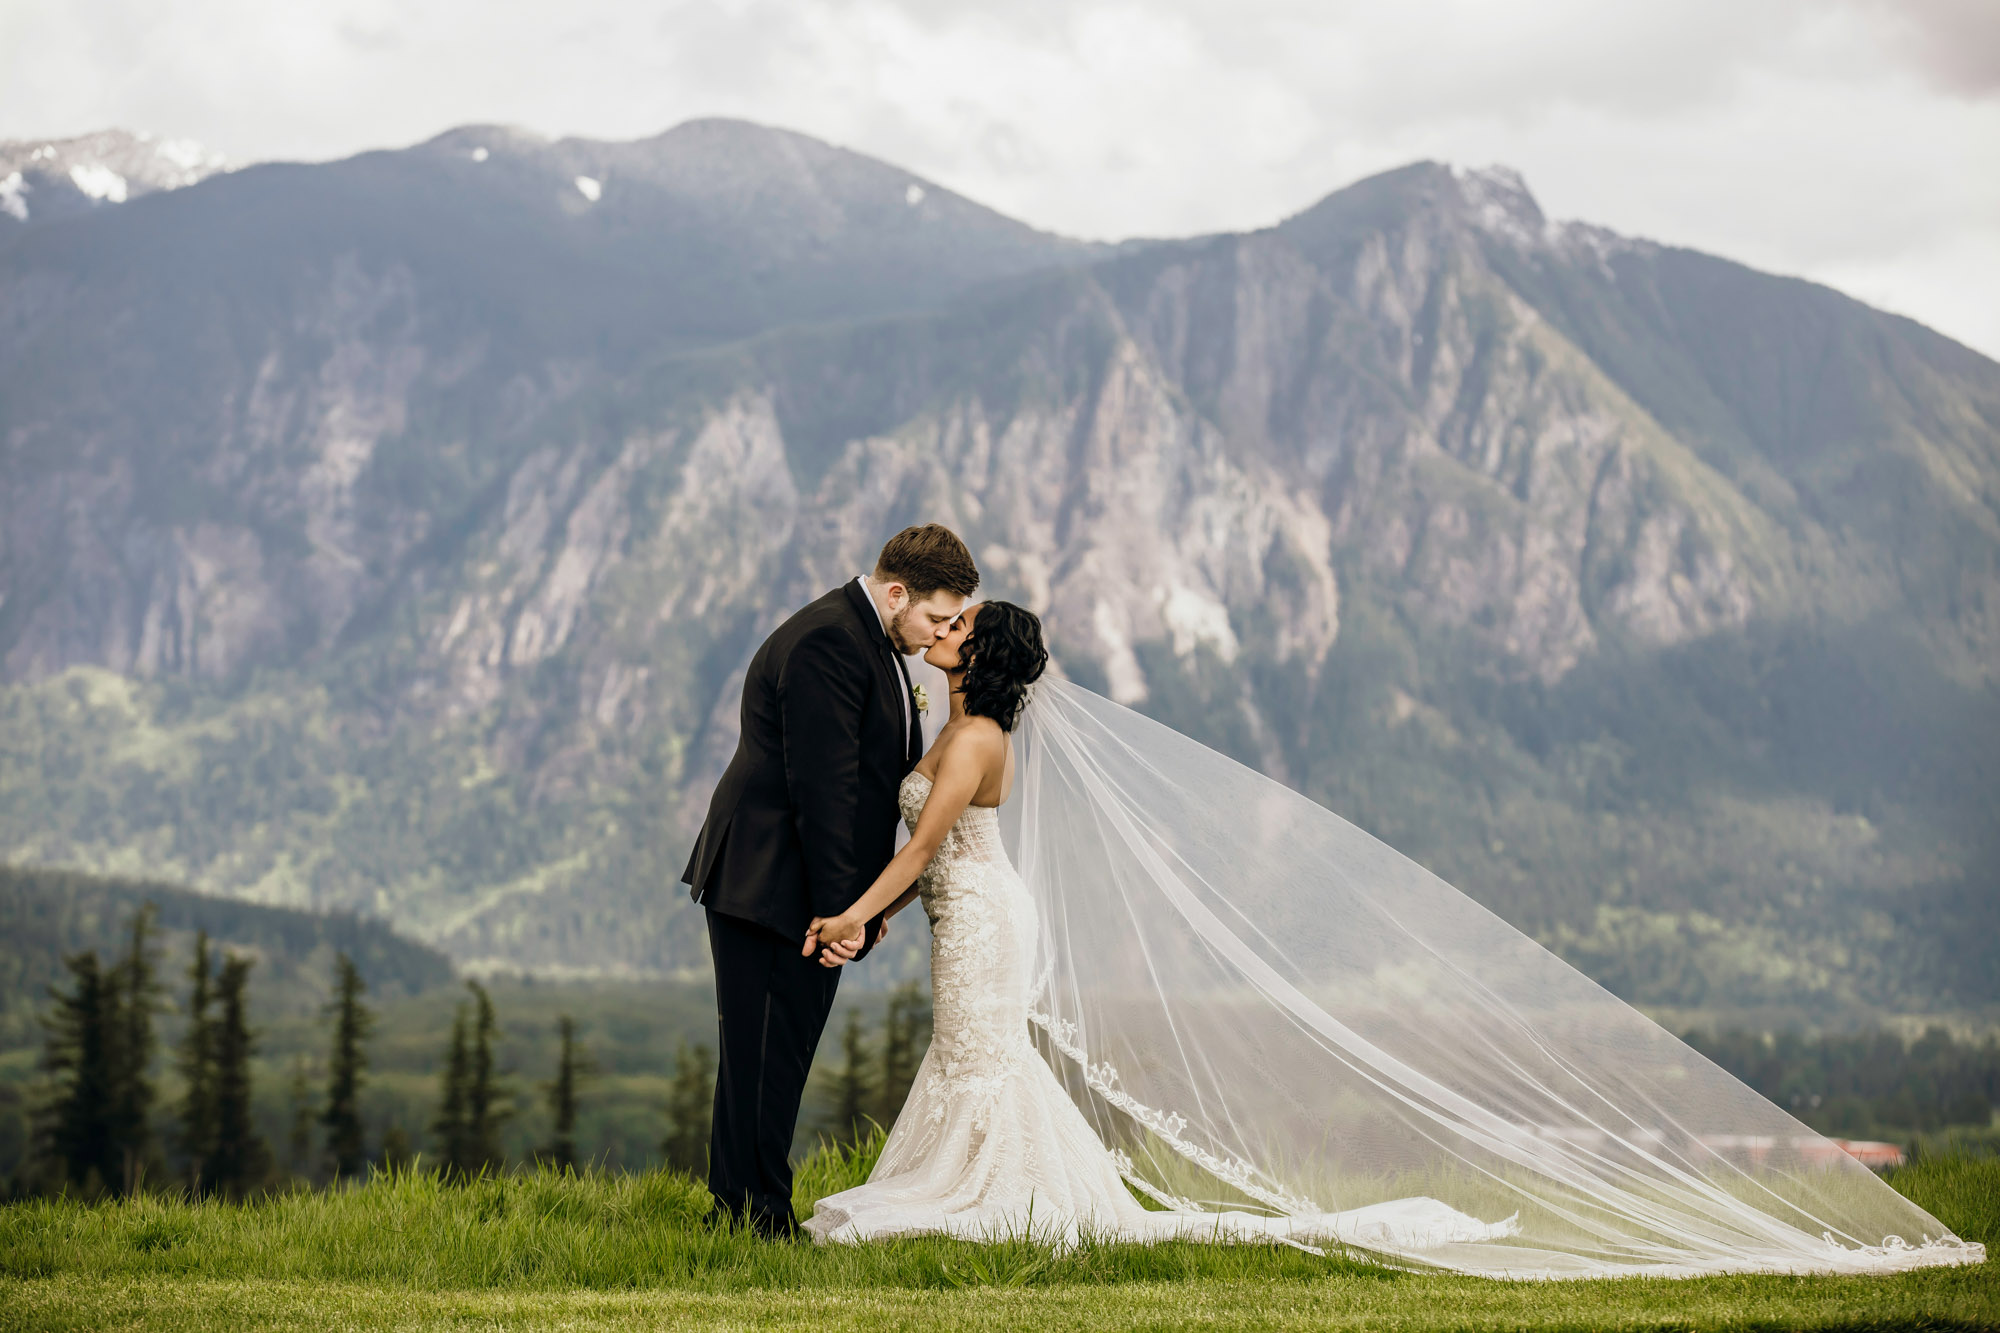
[106,907,161,1194]
[26,909,168,1199]
[172,933,215,1192]
[537,1016,587,1171]
[0,863,453,1054]
[1688,1026,2000,1139]
[318,954,371,1180]
[1274,593,2000,1015]
[877,980,927,1129]
[282,1057,313,1179]
[430,1003,472,1179]
[204,954,268,1199]
[30,954,119,1198]
[823,1010,874,1147]
[816,980,932,1148]
[464,983,508,1175]
[431,982,510,1181]
[659,1041,713,1176]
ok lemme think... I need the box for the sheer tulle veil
[1002,677,1980,1277]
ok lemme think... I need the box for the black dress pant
[705,906,842,1234]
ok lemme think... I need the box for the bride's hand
[805,913,865,962]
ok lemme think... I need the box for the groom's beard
[886,605,928,656]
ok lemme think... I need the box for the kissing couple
[678,526,1978,1275]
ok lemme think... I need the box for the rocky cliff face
[2,124,1994,1010]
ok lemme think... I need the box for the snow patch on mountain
[1449,164,1659,277]
[68,163,128,203]
[0,129,231,227]
[1452,164,1550,245]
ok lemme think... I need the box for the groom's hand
[805,913,867,965]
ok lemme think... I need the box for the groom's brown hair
[875,524,979,598]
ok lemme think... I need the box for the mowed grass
[1,1141,1993,1331]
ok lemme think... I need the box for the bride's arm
[805,727,1000,956]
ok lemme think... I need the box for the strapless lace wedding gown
[803,771,1515,1253]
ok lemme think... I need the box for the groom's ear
[882,580,909,612]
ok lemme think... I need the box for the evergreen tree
[36,952,120,1194]
[285,1056,315,1179]
[175,931,218,1193]
[538,1015,588,1171]
[876,980,928,1128]
[206,953,270,1197]
[431,1001,472,1179]
[826,1008,874,1145]
[320,952,372,1179]
[109,904,162,1193]
[661,1041,715,1174]
[464,980,509,1174]
[379,1123,414,1173]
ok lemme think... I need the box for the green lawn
[1,1146,1992,1331]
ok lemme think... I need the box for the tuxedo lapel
[841,580,919,766]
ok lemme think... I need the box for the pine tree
[827,1007,874,1145]
[884,976,928,1120]
[538,1015,587,1171]
[661,1041,715,1174]
[206,953,270,1197]
[436,1001,474,1177]
[285,1056,315,1179]
[464,981,509,1174]
[36,952,120,1195]
[875,980,928,1128]
[176,931,218,1193]
[108,904,162,1193]
[379,1123,414,1173]
[432,1001,471,1180]
[320,952,372,1179]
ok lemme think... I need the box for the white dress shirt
[855,575,914,742]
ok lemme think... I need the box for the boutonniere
[911,683,930,716]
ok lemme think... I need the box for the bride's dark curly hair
[959,601,1048,732]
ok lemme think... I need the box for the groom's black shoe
[749,1208,802,1242]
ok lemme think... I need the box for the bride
[801,603,1981,1278]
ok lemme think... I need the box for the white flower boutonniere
[911,682,930,716]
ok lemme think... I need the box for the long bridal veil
[1004,678,1980,1278]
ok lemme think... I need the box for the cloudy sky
[5,0,1997,356]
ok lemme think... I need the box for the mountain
[0,130,230,237]
[1,122,1993,1013]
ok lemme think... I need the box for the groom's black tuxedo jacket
[681,582,923,953]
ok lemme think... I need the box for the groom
[681,524,979,1236]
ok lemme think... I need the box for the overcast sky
[5,0,1997,356]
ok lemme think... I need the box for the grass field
[1,1141,1992,1331]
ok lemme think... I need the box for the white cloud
[1,0,1995,355]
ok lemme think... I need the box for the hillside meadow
[1,1137,1993,1331]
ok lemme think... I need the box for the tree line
[15,902,946,1199]
[818,980,929,1147]
[1685,1026,2000,1139]
[12,902,677,1198]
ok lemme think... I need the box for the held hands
[805,914,884,967]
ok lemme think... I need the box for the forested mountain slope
[2,123,1992,1012]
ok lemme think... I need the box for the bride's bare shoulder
[939,716,1008,768]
